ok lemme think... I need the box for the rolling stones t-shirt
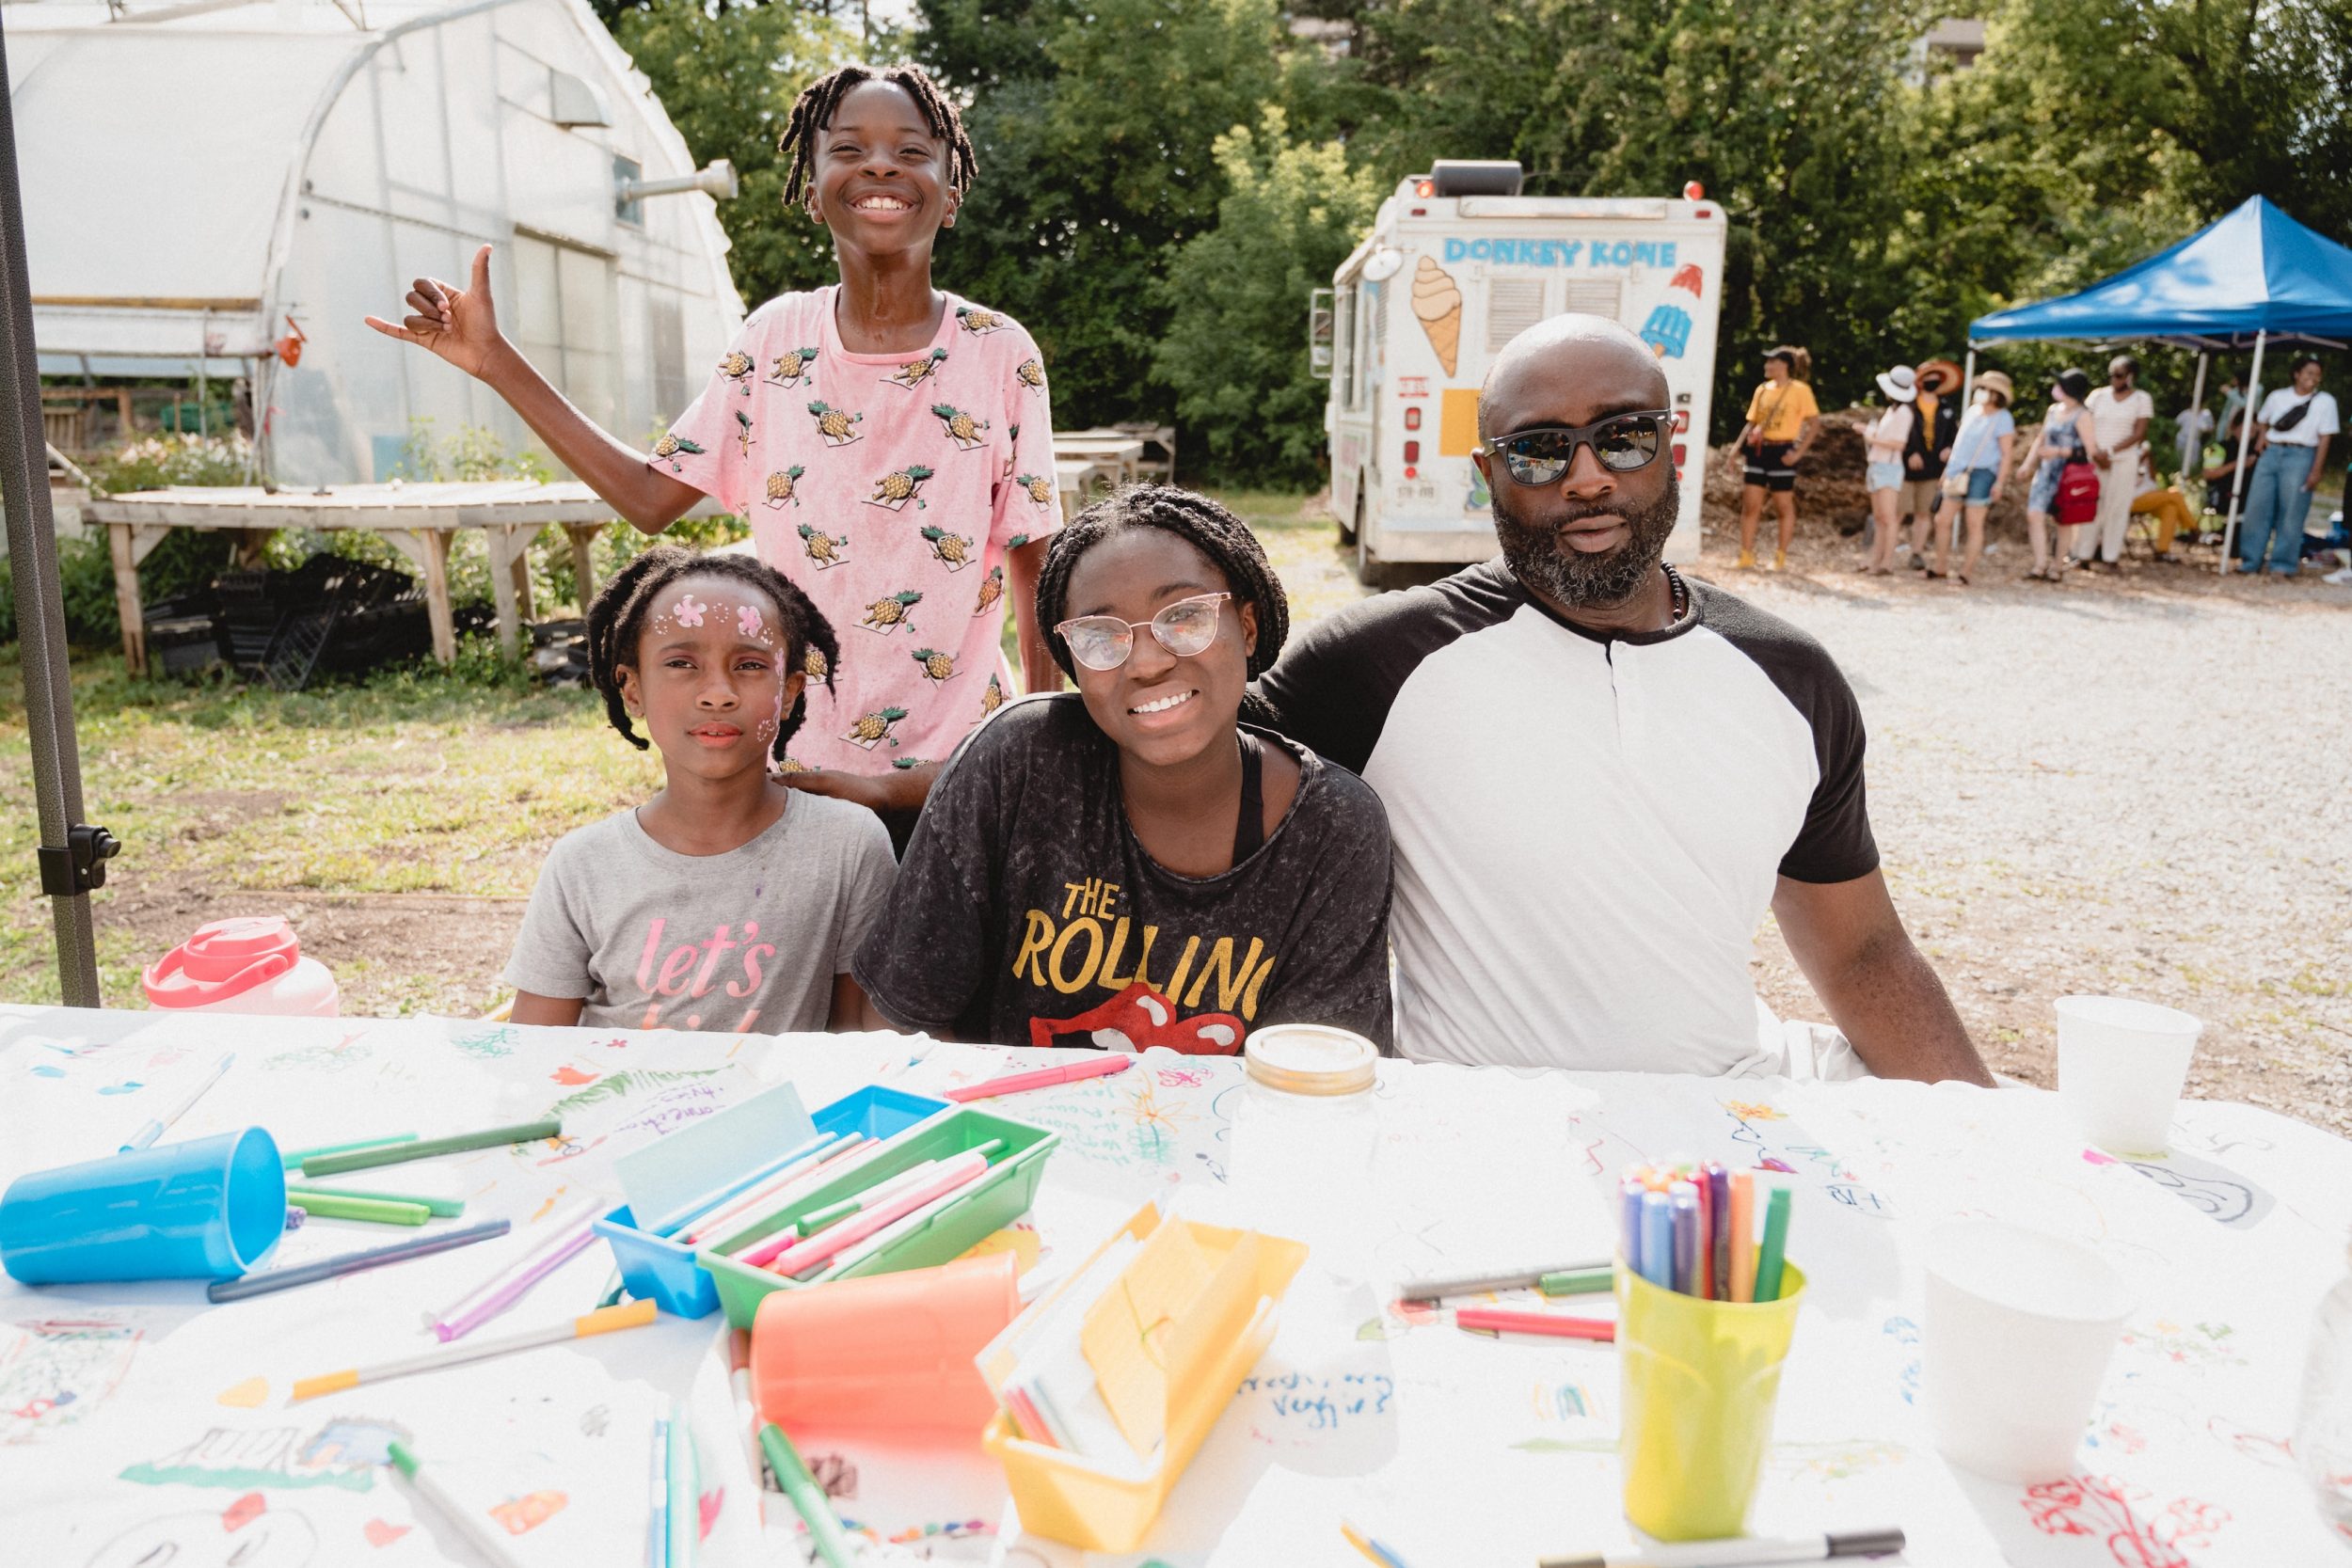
[654,286,1061,774]
[852,696,1396,1053]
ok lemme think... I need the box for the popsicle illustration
[1411,256,1463,375]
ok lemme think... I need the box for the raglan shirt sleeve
[1779,654,1880,885]
[1244,609,1384,774]
[501,833,596,1001]
[990,325,1063,550]
[849,725,1008,1033]
[650,309,767,516]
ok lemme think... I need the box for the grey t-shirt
[503,793,897,1034]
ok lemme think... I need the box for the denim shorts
[1867,459,1905,493]
[1960,466,1996,504]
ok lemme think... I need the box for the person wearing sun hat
[1857,365,1919,574]
[1900,358,1964,568]
[1928,370,2016,586]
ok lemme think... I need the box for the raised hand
[363,244,502,379]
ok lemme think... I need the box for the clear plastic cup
[1922,1221,2134,1482]
[1,1127,286,1284]
[2056,995,2202,1154]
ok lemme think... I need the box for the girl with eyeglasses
[850,485,1395,1053]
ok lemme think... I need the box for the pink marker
[756,1153,991,1276]
[945,1053,1132,1102]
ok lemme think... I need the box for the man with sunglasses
[1249,314,1992,1085]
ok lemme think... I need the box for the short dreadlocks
[1035,484,1291,681]
[777,63,977,213]
[586,545,840,762]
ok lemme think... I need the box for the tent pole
[2219,332,2266,575]
[0,13,107,1005]
[2185,350,2209,483]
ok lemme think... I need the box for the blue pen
[1639,1189,1673,1289]
[1669,1180,1699,1296]
[646,1411,669,1568]
[1703,1162,1731,1301]
[1619,1175,1646,1277]
[121,1052,234,1152]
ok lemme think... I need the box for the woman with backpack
[2011,369,2095,582]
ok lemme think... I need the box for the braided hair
[777,63,977,213]
[1034,484,1290,681]
[586,545,840,762]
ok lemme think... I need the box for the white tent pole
[2219,331,2265,575]
[2185,350,2209,482]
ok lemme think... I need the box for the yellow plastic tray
[979,1204,1307,1552]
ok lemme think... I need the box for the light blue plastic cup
[1,1127,287,1284]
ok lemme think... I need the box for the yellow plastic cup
[1615,1259,1806,1541]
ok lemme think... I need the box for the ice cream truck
[1311,162,1727,582]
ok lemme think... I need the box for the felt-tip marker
[1538,1525,1906,1568]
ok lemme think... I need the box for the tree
[1156,110,1385,484]
[612,0,855,309]
[916,0,1293,428]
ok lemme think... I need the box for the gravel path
[1257,491,2352,1132]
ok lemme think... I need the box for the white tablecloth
[2,1005,2343,1566]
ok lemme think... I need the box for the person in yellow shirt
[1725,345,1821,570]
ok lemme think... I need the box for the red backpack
[2055,460,2100,524]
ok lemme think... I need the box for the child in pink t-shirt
[367,63,1059,820]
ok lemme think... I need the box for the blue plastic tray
[595,1083,949,1319]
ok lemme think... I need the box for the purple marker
[1668,1180,1700,1296]
[1619,1174,1646,1277]
[1704,1162,1731,1301]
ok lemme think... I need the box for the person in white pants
[2077,356,2153,568]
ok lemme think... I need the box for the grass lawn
[2,493,1353,1015]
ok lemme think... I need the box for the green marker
[281,1132,417,1169]
[387,1440,524,1568]
[301,1117,562,1178]
[286,1192,431,1226]
[287,1183,464,1218]
[760,1422,854,1568]
[1537,1266,1616,1298]
[1754,1186,1793,1303]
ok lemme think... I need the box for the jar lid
[1243,1025,1377,1096]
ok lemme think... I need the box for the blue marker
[1704,1162,1732,1301]
[1639,1190,1674,1290]
[1619,1175,1646,1277]
[1669,1180,1700,1296]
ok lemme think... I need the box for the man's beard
[1491,474,1680,609]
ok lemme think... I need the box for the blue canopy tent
[1968,196,2352,573]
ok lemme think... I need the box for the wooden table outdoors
[80,482,726,673]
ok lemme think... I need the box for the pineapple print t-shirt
[654,287,1060,774]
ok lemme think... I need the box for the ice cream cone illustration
[1411,256,1463,375]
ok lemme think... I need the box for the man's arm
[1772,869,1994,1085]
[1004,536,1060,694]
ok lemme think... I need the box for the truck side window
[1334,287,1357,409]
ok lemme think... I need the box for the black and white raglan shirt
[1247,559,1878,1073]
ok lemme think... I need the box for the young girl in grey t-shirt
[502,546,896,1034]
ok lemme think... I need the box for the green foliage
[598,0,2351,482]
[613,0,854,308]
[84,432,253,495]
[1156,110,1384,484]
[383,418,552,484]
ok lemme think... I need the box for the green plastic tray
[697,1104,1058,1329]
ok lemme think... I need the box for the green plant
[85,432,253,494]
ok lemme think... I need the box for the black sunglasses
[1481,410,1675,485]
